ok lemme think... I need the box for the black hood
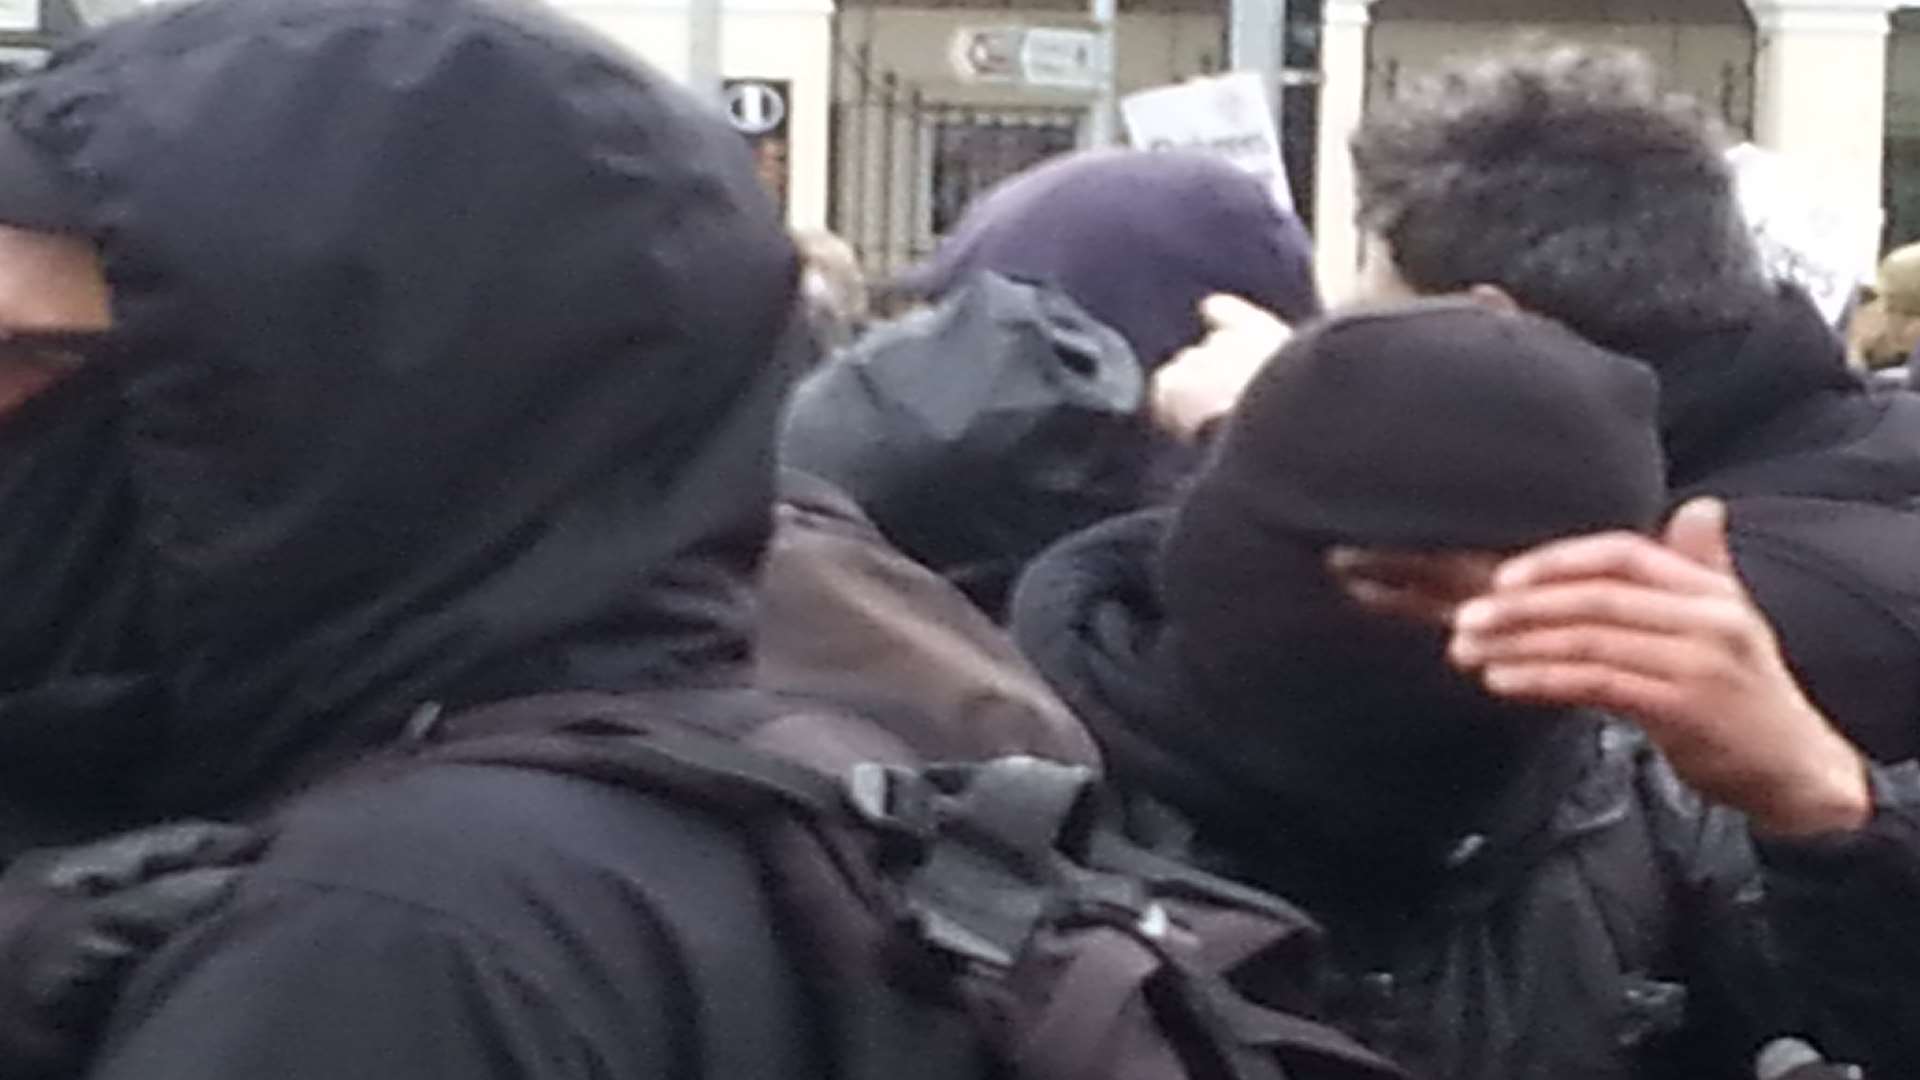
[1634,285,1863,489]
[782,272,1149,615]
[1010,512,1599,908]
[1655,287,1920,508]
[0,0,798,849]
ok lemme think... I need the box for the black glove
[0,821,265,1078]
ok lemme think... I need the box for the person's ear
[1465,284,1521,314]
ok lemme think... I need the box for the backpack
[394,689,1411,1080]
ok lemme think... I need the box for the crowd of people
[0,0,1918,1078]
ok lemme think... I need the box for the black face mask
[1157,524,1580,881]
[0,361,160,856]
[0,360,138,681]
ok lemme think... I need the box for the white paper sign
[1121,72,1291,212]
[1728,143,1881,327]
[0,0,36,32]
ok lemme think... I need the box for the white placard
[1727,143,1881,327]
[0,0,36,32]
[1121,72,1292,211]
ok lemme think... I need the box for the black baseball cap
[0,113,86,233]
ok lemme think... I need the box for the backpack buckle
[847,762,939,843]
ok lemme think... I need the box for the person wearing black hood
[1011,299,1920,1080]
[0,0,822,1075]
[782,149,1322,615]
[1344,44,1920,765]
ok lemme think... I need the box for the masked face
[0,225,111,419]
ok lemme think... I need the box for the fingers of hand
[1455,624,1740,694]
[1662,497,1735,574]
[1149,358,1227,440]
[20,866,246,1012]
[1197,293,1291,358]
[1154,320,1287,439]
[1476,662,1686,725]
[1491,532,1742,598]
[1453,582,1758,662]
[92,867,246,947]
[42,822,263,895]
[1200,293,1283,334]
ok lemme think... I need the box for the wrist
[1749,732,1872,839]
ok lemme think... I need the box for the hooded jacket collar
[1633,286,1862,489]
[0,0,798,848]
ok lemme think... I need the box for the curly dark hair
[1351,44,1772,355]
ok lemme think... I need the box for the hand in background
[1151,294,1292,442]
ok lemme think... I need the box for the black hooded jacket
[0,1,821,1076]
[0,0,795,847]
[782,272,1150,615]
[1635,288,1920,762]
[1010,511,1920,1080]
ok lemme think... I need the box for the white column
[1314,0,1377,306]
[1746,0,1901,254]
[687,0,723,101]
[1089,0,1118,147]
[552,0,836,230]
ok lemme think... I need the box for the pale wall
[548,0,836,228]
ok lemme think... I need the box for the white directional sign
[1017,28,1108,90]
[950,25,1109,92]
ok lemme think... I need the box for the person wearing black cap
[1010,299,1920,1080]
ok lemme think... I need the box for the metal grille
[831,70,1083,286]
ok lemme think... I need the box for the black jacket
[0,0,805,1075]
[1010,511,1920,1080]
[1648,289,1920,762]
[92,763,814,1080]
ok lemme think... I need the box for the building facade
[32,0,1917,299]
[783,0,1914,298]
